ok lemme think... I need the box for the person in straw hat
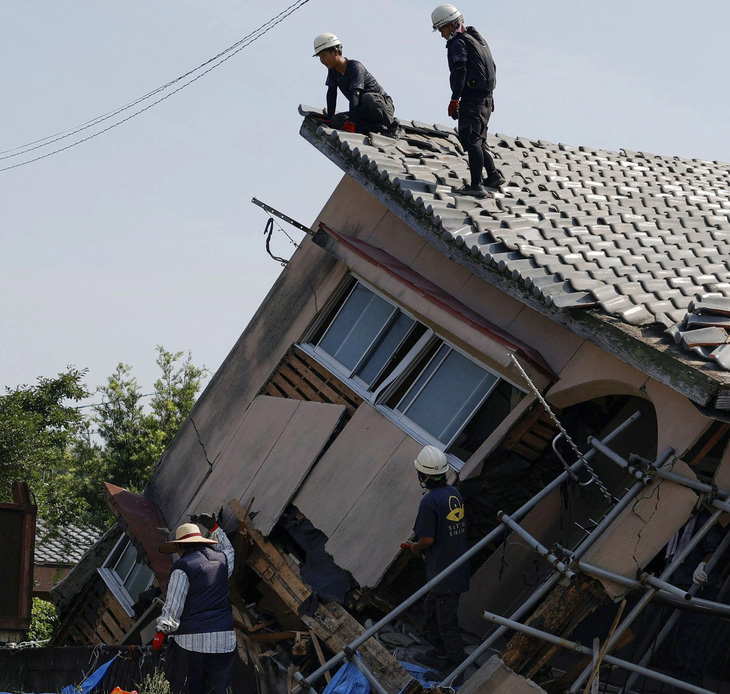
[152,512,235,694]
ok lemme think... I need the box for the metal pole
[481,609,715,694]
[568,508,724,693]
[300,412,641,690]
[347,653,389,694]
[442,454,655,686]
[498,511,576,580]
[621,525,730,693]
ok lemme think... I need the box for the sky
[2,0,729,403]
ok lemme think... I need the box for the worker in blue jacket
[409,446,469,679]
[313,32,402,139]
[432,4,504,197]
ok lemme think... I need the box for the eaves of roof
[299,107,730,411]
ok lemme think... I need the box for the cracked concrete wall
[580,458,699,599]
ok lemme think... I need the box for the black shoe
[413,650,450,668]
[484,170,505,189]
[422,667,464,686]
[453,183,487,198]
[385,123,404,140]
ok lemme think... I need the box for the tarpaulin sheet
[1,653,120,694]
[321,658,444,694]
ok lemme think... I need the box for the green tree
[0,368,90,527]
[78,347,207,528]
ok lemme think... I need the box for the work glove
[193,508,222,532]
[341,121,356,133]
[692,561,708,585]
[448,99,459,120]
[152,632,166,652]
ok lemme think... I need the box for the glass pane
[356,312,415,386]
[124,561,154,603]
[400,349,497,442]
[397,343,450,413]
[113,541,138,583]
[447,379,526,459]
[318,284,394,370]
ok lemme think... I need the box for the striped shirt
[156,527,236,653]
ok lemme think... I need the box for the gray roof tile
[300,107,730,371]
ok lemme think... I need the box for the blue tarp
[1,653,119,694]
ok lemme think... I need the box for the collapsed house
[51,108,730,694]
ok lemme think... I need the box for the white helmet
[414,446,449,476]
[313,33,342,57]
[431,4,462,31]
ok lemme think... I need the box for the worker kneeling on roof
[153,511,235,694]
[409,446,470,681]
[313,32,402,139]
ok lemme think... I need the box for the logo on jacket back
[446,495,465,522]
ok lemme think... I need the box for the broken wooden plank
[228,498,418,694]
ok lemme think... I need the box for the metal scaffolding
[292,410,730,694]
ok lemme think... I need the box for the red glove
[400,543,412,550]
[342,121,356,133]
[448,100,459,120]
[152,632,166,652]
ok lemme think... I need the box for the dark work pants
[423,592,464,665]
[458,95,497,185]
[165,639,235,694]
[331,92,395,134]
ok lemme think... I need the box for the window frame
[300,277,527,469]
[97,535,154,617]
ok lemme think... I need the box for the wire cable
[0,0,312,172]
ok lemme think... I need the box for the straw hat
[159,522,218,554]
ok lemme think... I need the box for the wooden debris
[228,498,419,694]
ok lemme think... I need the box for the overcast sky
[2,1,729,401]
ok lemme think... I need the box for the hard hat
[431,4,462,31]
[414,446,449,476]
[313,33,342,57]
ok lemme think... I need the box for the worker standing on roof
[431,4,504,197]
[408,446,469,681]
[153,512,235,694]
[313,33,403,139]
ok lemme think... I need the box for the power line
[0,0,312,173]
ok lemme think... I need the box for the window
[303,280,526,466]
[98,536,154,616]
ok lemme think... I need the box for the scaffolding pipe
[481,609,716,694]
[620,524,730,693]
[498,511,576,581]
[347,653,389,694]
[568,508,724,693]
[442,454,660,686]
[297,413,643,690]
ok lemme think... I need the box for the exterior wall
[146,173,716,590]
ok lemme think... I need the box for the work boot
[453,183,487,198]
[484,170,505,189]
[385,122,405,140]
[413,649,450,668]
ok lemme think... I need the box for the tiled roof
[299,106,730,379]
[35,518,101,565]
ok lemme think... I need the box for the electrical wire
[0,0,312,172]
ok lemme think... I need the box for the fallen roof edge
[300,121,730,410]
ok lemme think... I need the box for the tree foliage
[0,368,89,526]
[0,347,207,532]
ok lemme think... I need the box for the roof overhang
[300,116,730,411]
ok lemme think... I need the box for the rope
[509,354,614,503]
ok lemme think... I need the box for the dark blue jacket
[172,546,233,634]
[447,27,496,100]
